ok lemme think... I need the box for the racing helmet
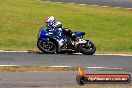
[45,16,56,27]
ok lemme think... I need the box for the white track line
[101,6,109,8]
[68,3,75,5]
[0,50,4,52]
[55,2,62,4]
[96,54,132,56]
[125,8,132,10]
[0,65,126,70]
[91,5,99,7]
[49,66,72,68]
[79,4,86,6]
[0,65,19,66]
[86,67,124,70]
[0,50,29,53]
[43,1,51,2]
[0,50,132,56]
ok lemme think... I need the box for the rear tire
[76,75,86,85]
[79,40,96,55]
[37,39,57,54]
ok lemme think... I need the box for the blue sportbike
[37,27,96,55]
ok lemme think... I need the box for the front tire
[37,39,57,54]
[79,40,96,55]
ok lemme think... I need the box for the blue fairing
[75,32,85,37]
[38,27,49,38]
[41,38,48,42]
[38,27,63,43]
[38,27,55,39]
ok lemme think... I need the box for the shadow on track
[27,51,86,56]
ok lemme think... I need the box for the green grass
[0,0,132,53]
[0,66,75,72]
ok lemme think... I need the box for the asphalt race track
[0,72,76,88]
[0,52,132,68]
[0,52,132,87]
[45,0,132,8]
[0,71,131,88]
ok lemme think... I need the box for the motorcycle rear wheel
[79,40,96,55]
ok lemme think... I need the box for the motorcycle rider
[45,16,76,41]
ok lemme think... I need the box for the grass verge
[0,66,76,72]
[0,0,132,53]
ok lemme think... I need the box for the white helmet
[45,16,55,24]
[45,16,57,27]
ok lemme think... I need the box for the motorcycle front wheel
[37,39,57,54]
[79,40,96,55]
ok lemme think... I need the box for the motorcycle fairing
[75,32,85,37]
[38,27,67,48]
